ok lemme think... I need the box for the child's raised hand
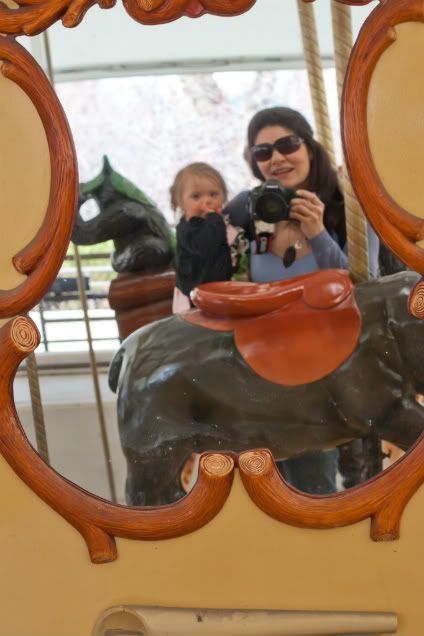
[188,204,223,219]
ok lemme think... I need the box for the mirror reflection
[13,1,423,507]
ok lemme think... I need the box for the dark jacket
[175,213,232,298]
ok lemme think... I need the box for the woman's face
[253,125,311,189]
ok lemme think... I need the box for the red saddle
[183,270,361,386]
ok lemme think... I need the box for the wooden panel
[1,455,424,636]
[0,317,234,562]
[0,0,377,34]
[0,37,78,316]
[0,0,423,603]
[238,446,424,541]
[0,0,256,34]
[115,300,173,339]
[342,0,424,274]
[367,22,424,221]
[0,61,49,291]
[109,269,175,311]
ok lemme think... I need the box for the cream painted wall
[1,7,424,636]
[0,449,423,636]
[367,22,424,220]
[0,71,50,290]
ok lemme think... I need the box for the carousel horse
[109,269,424,506]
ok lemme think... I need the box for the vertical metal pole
[42,31,117,502]
[26,352,50,463]
[27,32,50,466]
[297,0,336,166]
[38,300,49,352]
[73,245,117,503]
[331,1,369,282]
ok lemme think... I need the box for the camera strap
[254,219,275,254]
[255,232,273,254]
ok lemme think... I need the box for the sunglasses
[251,134,304,162]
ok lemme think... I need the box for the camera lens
[256,191,290,224]
[250,180,295,224]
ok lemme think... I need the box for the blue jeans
[276,449,338,495]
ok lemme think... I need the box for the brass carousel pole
[296,0,336,166]
[41,31,117,502]
[331,1,369,282]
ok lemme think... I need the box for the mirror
[5,1,423,511]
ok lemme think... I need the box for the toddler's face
[180,175,225,220]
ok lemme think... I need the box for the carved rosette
[409,278,424,320]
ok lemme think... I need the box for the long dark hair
[247,107,346,247]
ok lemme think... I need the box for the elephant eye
[79,197,101,221]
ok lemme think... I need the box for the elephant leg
[125,444,191,507]
[338,439,367,489]
[276,449,339,495]
[362,433,386,480]
[338,435,386,489]
[377,395,424,452]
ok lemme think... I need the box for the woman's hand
[289,189,325,239]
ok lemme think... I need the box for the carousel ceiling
[17,0,376,81]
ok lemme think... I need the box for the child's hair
[170,162,228,212]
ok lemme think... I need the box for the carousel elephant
[109,270,424,506]
[72,155,175,273]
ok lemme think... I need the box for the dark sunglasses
[251,134,304,162]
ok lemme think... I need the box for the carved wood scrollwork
[1,0,424,565]
[0,37,78,317]
[342,0,424,275]
[0,0,377,35]
[0,0,116,36]
[238,446,424,541]
[0,36,236,564]
[304,0,374,5]
[0,316,234,564]
[0,0,256,34]
[122,0,256,25]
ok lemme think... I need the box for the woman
[225,107,379,494]
[226,106,378,280]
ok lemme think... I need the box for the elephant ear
[73,156,175,271]
[80,155,158,209]
[108,162,158,209]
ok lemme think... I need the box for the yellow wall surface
[0,69,50,290]
[0,450,423,636]
[368,22,424,220]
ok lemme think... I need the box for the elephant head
[72,156,175,273]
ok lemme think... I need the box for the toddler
[171,162,248,313]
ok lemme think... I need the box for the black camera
[250,179,296,224]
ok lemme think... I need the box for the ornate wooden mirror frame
[0,0,423,564]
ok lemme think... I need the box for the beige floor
[14,369,127,504]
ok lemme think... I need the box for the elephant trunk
[108,348,125,393]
